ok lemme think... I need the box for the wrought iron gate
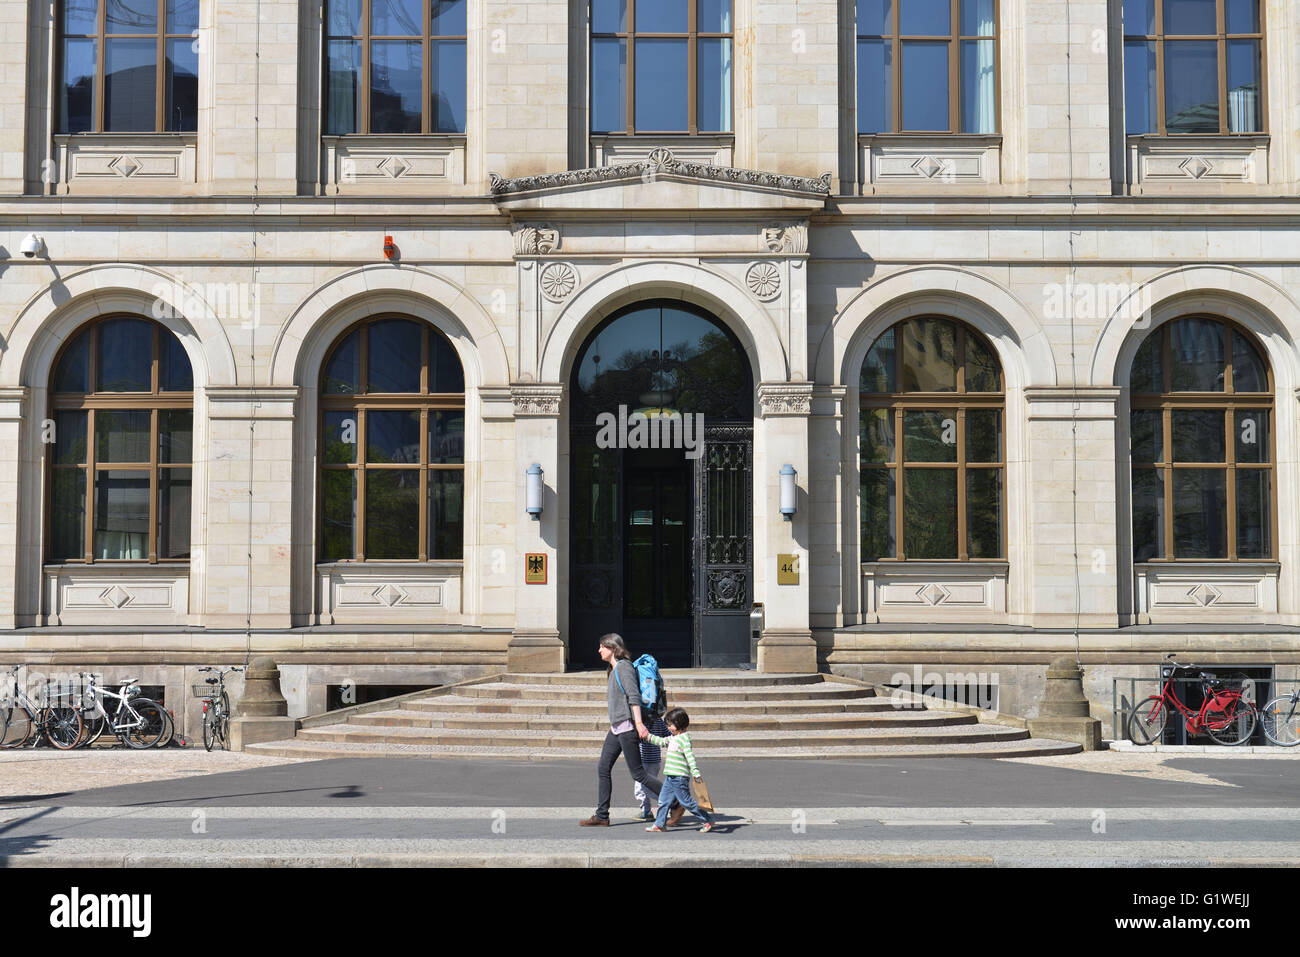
[694,425,753,667]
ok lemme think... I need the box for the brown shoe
[579,816,610,827]
[666,805,685,828]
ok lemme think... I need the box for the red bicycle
[1127,654,1257,746]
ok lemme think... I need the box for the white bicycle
[76,673,167,749]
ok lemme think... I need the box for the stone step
[400,695,898,717]
[347,709,977,732]
[454,683,875,703]
[504,671,830,688]
[246,736,1081,760]
[293,721,1026,749]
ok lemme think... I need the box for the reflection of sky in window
[106,0,156,32]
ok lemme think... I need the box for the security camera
[20,234,41,258]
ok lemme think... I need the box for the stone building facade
[1,0,1298,738]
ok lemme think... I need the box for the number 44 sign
[777,553,800,585]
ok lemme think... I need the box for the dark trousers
[595,730,663,820]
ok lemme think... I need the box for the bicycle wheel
[121,698,166,749]
[79,709,107,748]
[0,706,32,748]
[203,703,217,752]
[218,692,231,749]
[154,708,174,748]
[1127,696,1168,745]
[43,706,83,750]
[1260,695,1300,747]
[1205,694,1257,746]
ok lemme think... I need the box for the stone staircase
[247,671,1081,759]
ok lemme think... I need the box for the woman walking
[579,633,664,826]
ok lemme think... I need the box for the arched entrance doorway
[569,301,754,668]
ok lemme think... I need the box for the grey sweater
[607,659,642,727]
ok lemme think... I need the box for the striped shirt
[646,731,699,778]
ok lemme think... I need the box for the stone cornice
[0,387,29,421]
[490,149,832,198]
[1024,386,1122,421]
[205,385,300,419]
[510,383,564,417]
[758,382,815,418]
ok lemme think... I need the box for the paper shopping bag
[692,776,714,813]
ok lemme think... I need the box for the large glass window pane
[105,38,157,132]
[698,0,730,33]
[697,38,732,132]
[860,329,896,392]
[430,334,465,394]
[94,471,150,560]
[1169,318,1225,392]
[966,409,1001,462]
[857,0,891,35]
[904,410,958,463]
[1234,409,1268,463]
[429,470,464,560]
[107,0,156,33]
[52,470,87,561]
[965,332,1000,392]
[371,0,421,35]
[167,0,199,35]
[322,411,357,464]
[1164,41,1219,133]
[856,39,893,133]
[158,468,191,559]
[1163,0,1216,35]
[1123,0,1155,33]
[902,319,957,392]
[54,411,88,465]
[967,468,1002,558]
[960,0,995,34]
[431,39,466,133]
[367,320,423,393]
[1172,409,1225,462]
[370,40,422,133]
[960,39,996,134]
[1231,331,1267,392]
[159,410,192,463]
[860,467,895,560]
[165,38,198,131]
[365,469,420,559]
[1226,39,1261,133]
[325,39,362,134]
[1132,468,1165,561]
[323,329,360,394]
[860,408,894,463]
[1130,409,1163,463]
[321,470,357,561]
[54,331,91,393]
[97,318,153,391]
[635,39,688,130]
[1172,468,1227,559]
[1130,330,1163,392]
[429,410,465,464]
[1236,469,1270,559]
[366,409,421,463]
[65,0,97,34]
[1124,41,1157,134]
[591,0,627,33]
[1225,0,1260,33]
[328,0,362,35]
[591,38,627,131]
[159,329,193,392]
[904,468,957,559]
[61,39,96,133]
[637,0,687,33]
[902,41,948,130]
[95,410,152,463]
[901,0,949,35]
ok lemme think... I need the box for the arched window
[48,316,194,562]
[859,316,1003,561]
[1130,316,1273,561]
[319,317,465,562]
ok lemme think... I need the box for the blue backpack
[615,655,666,720]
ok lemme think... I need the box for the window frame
[1129,316,1276,562]
[318,317,466,563]
[58,0,198,133]
[46,316,194,565]
[859,317,1005,562]
[855,0,1001,135]
[1122,0,1267,136]
[589,0,734,135]
[324,0,468,135]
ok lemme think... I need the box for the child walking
[643,707,714,833]
[633,712,670,821]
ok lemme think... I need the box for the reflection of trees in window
[319,317,465,562]
[48,316,194,563]
[859,317,1003,561]
[1130,316,1273,562]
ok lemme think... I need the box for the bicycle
[1260,685,1300,747]
[1128,654,1257,746]
[77,673,167,749]
[195,666,242,751]
[0,666,83,749]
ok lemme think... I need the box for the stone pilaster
[0,388,28,627]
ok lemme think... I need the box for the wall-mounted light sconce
[526,463,544,519]
[20,233,43,259]
[780,464,797,520]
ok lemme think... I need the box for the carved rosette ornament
[539,262,578,302]
[746,261,781,301]
[757,383,814,418]
[510,384,564,417]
